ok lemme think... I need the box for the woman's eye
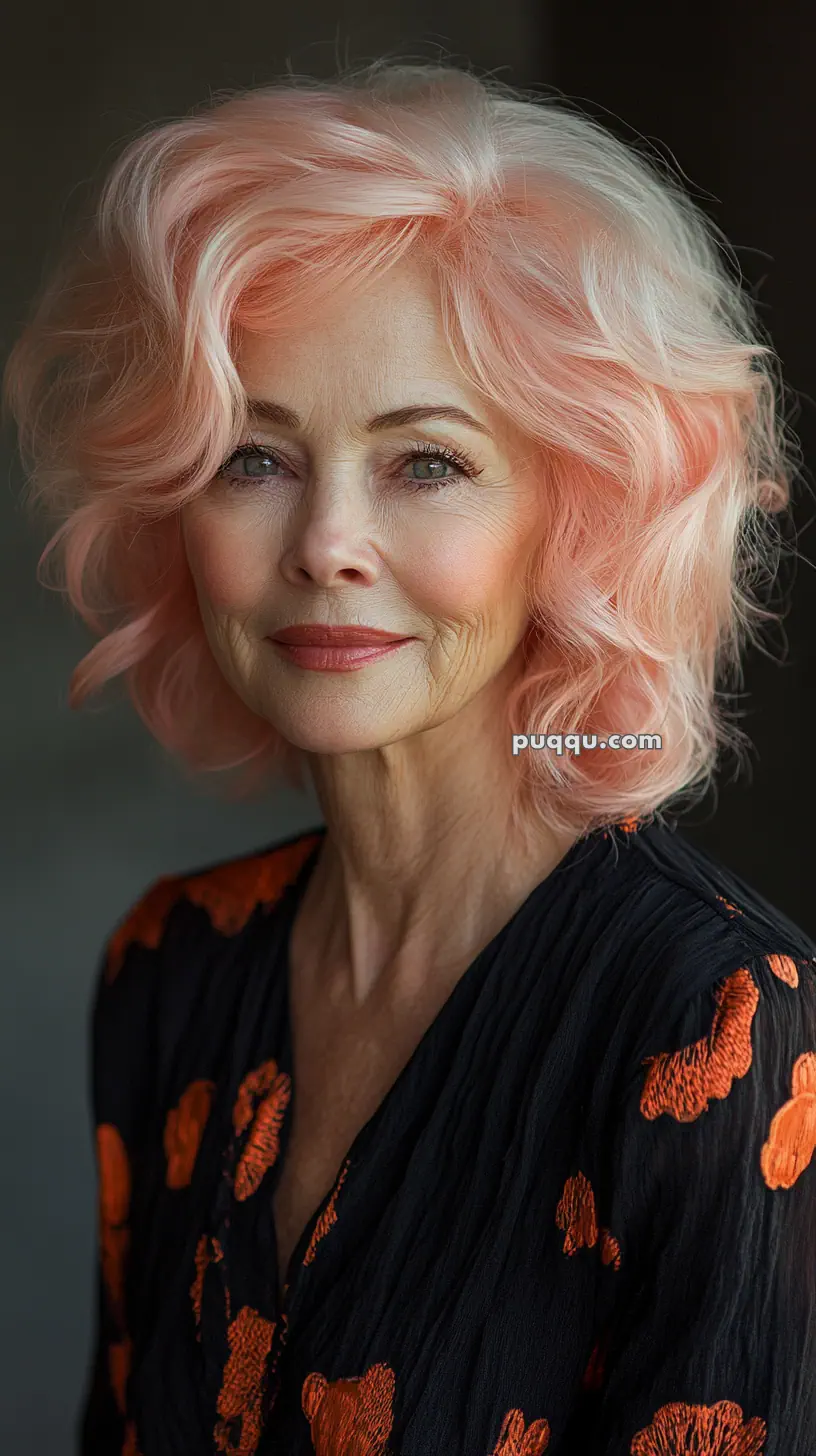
[217,443,476,490]
[408,456,453,482]
[220,446,282,480]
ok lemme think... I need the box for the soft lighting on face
[181,258,543,759]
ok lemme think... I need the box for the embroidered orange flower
[267,1307,290,1391]
[108,1335,132,1415]
[121,1418,143,1456]
[630,1398,766,1453]
[599,1228,621,1269]
[555,1171,621,1268]
[105,876,189,982]
[190,1233,226,1332]
[304,1159,351,1265]
[164,1079,216,1188]
[234,1063,291,1201]
[301,1363,395,1455]
[765,952,799,988]
[616,817,641,834]
[491,1407,551,1454]
[106,834,321,981]
[556,1171,597,1254]
[640,967,759,1122]
[715,894,742,917]
[214,1305,276,1456]
[233,1060,288,1136]
[580,1334,608,1393]
[97,1124,131,1227]
[96,1124,131,1329]
[100,1217,131,1333]
[761,1050,816,1189]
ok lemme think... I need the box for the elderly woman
[6,57,816,1456]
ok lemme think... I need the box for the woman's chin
[272,715,413,756]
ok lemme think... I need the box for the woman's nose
[278,484,381,588]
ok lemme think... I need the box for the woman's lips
[268,638,413,671]
[272,624,407,643]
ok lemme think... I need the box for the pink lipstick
[269,623,413,672]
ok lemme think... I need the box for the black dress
[78,816,816,1456]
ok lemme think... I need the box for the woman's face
[181,256,544,755]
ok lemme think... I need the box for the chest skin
[271,942,464,1298]
[270,1025,389,1295]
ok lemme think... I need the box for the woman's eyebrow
[245,398,494,437]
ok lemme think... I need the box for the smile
[267,639,412,672]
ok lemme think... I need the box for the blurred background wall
[1,0,813,1446]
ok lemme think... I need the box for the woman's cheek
[399,522,518,616]
[183,511,268,614]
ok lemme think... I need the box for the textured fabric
[77,817,816,1456]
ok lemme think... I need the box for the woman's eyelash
[396,439,481,486]
[217,438,482,491]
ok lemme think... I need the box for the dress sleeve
[576,949,816,1456]
[77,896,164,1456]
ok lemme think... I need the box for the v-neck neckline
[267,820,612,1313]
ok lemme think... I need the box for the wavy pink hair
[2,59,800,839]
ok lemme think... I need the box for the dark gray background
[1,0,814,1446]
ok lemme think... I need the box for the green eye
[220,445,281,480]
[216,439,481,492]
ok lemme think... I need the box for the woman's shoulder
[627,818,816,961]
[570,818,816,1100]
[602,819,816,1107]
[610,818,816,985]
[88,826,323,1135]
[99,825,323,984]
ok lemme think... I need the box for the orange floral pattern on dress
[616,817,641,834]
[765,952,799,988]
[190,1233,226,1332]
[640,967,759,1122]
[555,1172,621,1268]
[715,895,742,917]
[630,1398,766,1453]
[105,834,322,981]
[234,1067,291,1201]
[556,1171,597,1254]
[104,877,191,983]
[96,1124,131,1330]
[301,1363,395,1455]
[121,1419,144,1456]
[164,1079,216,1188]
[304,1159,351,1265]
[266,1307,289,1396]
[233,1059,289,1137]
[491,1407,551,1454]
[100,1217,131,1326]
[599,1228,621,1269]
[760,1050,816,1189]
[580,1334,608,1393]
[98,1123,131,1227]
[108,1335,132,1415]
[214,1305,276,1456]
